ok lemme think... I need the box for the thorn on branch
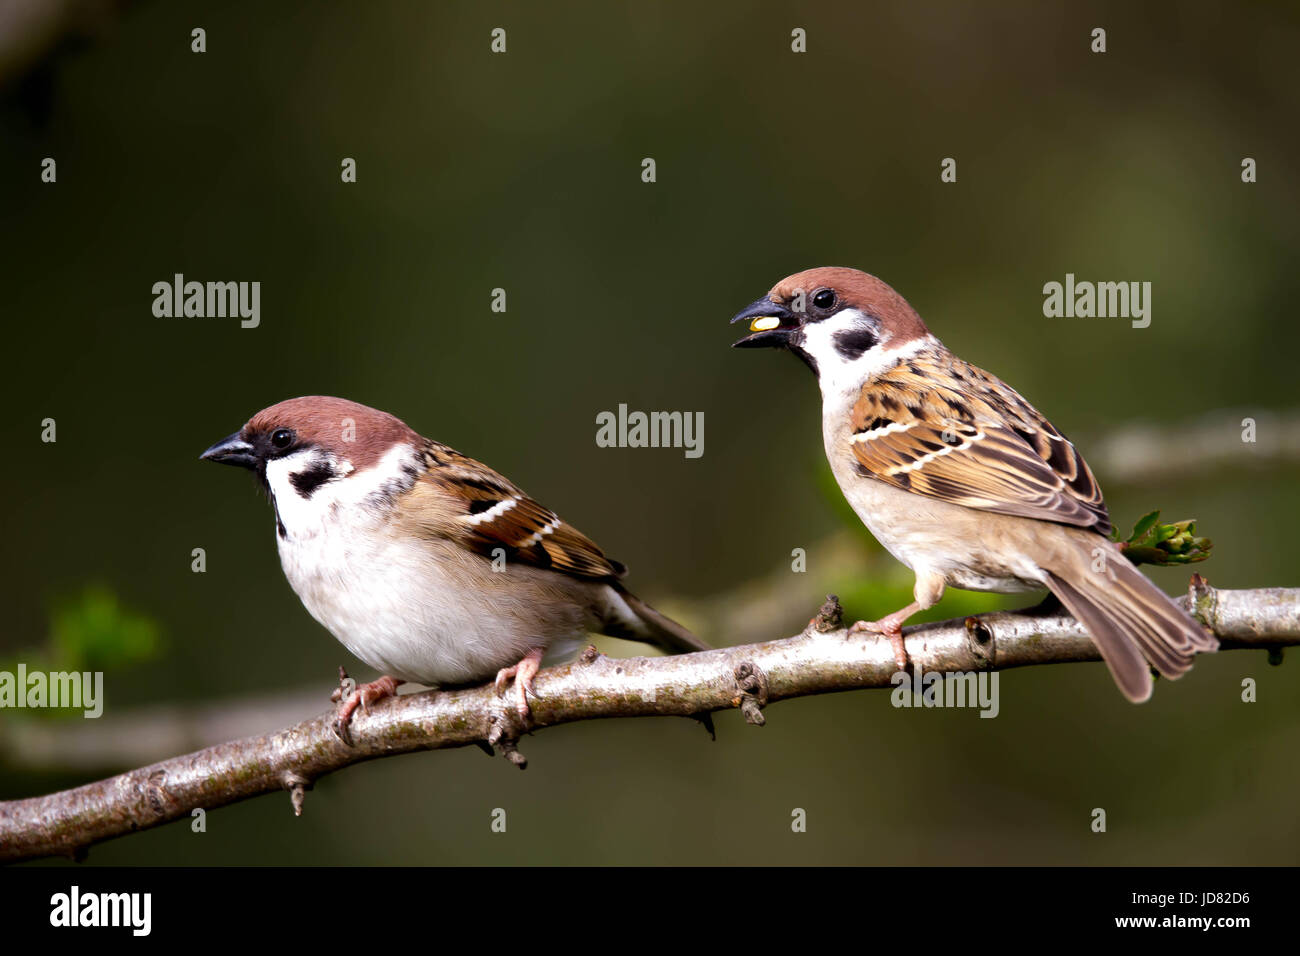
[733,661,769,726]
[690,712,717,740]
[497,738,528,769]
[810,594,843,633]
[486,710,529,770]
[281,772,311,817]
[1268,648,1285,667]
[1188,573,1217,634]
[579,644,601,665]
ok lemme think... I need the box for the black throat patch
[789,344,819,375]
[786,329,819,375]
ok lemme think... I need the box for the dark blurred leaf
[48,585,162,672]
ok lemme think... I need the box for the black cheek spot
[290,462,336,499]
[833,328,879,360]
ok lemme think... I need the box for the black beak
[730,296,799,349]
[200,431,258,469]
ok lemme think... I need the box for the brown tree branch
[1,579,1296,863]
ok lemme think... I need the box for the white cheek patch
[264,450,335,535]
[264,450,320,496]
[265,444,416,540]
[799,312,935,419]
[800,311,885,393]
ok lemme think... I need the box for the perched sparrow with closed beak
[201,396,706,741]
[731,267,1216,702]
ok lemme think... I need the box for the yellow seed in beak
[750,316,781,332]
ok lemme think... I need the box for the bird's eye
[812,289,836,309]
[270,428,295,450]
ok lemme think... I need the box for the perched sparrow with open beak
[731,267,1216,702]
[201,396,706,740]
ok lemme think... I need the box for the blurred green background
[2,0,1298,864]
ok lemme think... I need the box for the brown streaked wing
[848,355,1111,534]
[411,441,626,580]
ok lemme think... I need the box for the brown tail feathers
[1044,536,1217,702]
[605,586,710,655]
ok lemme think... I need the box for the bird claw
[332,675,401,746]
[493,648,545,723]
[333,715,354,747]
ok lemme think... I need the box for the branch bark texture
[1,581,1296,863]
